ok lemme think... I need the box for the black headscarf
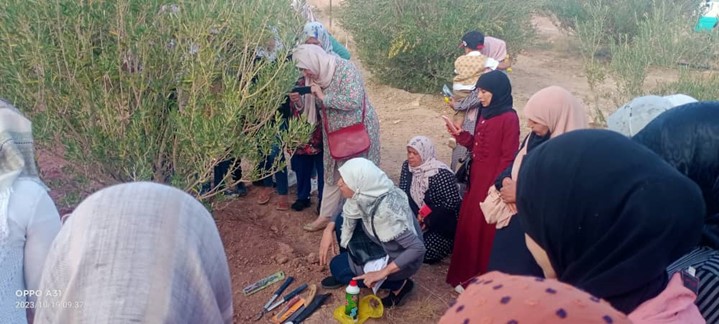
[633,102,719,248]
[517,129,704,314]
[475,70,514,119]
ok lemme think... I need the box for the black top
[398,161,462,239]
[518,129,704,314]
[633,101,719,219]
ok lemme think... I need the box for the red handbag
[321,95,371,160]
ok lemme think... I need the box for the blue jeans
[257,145,288,195]
[329,252,405,291]
[214,158,242,188]
[291,154,324,201]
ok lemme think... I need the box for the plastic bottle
[344,280,360,322]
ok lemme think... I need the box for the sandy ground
[33,2,684,324]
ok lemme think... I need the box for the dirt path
[33,4,673,324]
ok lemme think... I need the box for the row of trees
[0,0,313,199]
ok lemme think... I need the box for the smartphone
[442,84,453,98]
[442,115,459,133]
[291,86,312,95]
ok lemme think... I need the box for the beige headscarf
[513,86,588,180]
[293,44,338,125]
[34,182,233,324]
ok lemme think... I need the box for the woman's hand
[310,84,324,101]
[447,97,456,109]
[353,269,388,289]
[442,116,461,136]
[319,222,337,267]
[500,178,516,203]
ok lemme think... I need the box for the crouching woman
[320,158,425,308]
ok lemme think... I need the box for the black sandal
[381,279,414,308]
[291,199,311,211]
[321,276,343,289]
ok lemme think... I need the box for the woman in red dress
[445,71,519,289]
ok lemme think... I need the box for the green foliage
[0,0,313,199]
[658,72,719,100]
[339,0,537,93]
[545,0,693,43]
[546,0,719,113]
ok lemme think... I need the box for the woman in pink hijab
[483,86,588,276]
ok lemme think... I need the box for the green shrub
[339,0,537,93]
[547,0,719,109]
[545,0,693,44]
[658,72,719,100]
[0,0,312,199]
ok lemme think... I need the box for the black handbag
[346,195,388,265]
[455,152,472,185]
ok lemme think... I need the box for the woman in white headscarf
[321,158,425,308]
[301,21,351,60]
[398,136,461,264]
[34,182,233,324]
[0,100,61,324]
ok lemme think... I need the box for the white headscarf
[0,100,45,243]
[302,22,334,55]
[607,94,698,137]
[338,158,417,247]
[35,182,233,324]
[406,136,451,207]
[293,44,338,125]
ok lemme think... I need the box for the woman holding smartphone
[443,71,519,290]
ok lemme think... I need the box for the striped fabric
[668,246,719,323]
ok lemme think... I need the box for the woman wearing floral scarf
[398,136,461,264]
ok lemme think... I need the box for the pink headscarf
[512,86,587,180]
[292,44,338,125]
[481,36,508,62]
[440,272,631,324]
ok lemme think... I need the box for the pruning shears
[255,276,294,321]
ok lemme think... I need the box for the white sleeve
[24,188,61,303]
[485,58,500,70]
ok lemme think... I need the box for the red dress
[446,110,519,287]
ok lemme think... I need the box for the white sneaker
[310,178,318,194]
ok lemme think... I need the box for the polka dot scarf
[440,272,631,324]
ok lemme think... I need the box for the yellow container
[333,295,384,324]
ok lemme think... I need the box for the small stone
[274,255,289,264]
[277,242,294,255]
[270,226,279,233]
[306,253,318,264]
